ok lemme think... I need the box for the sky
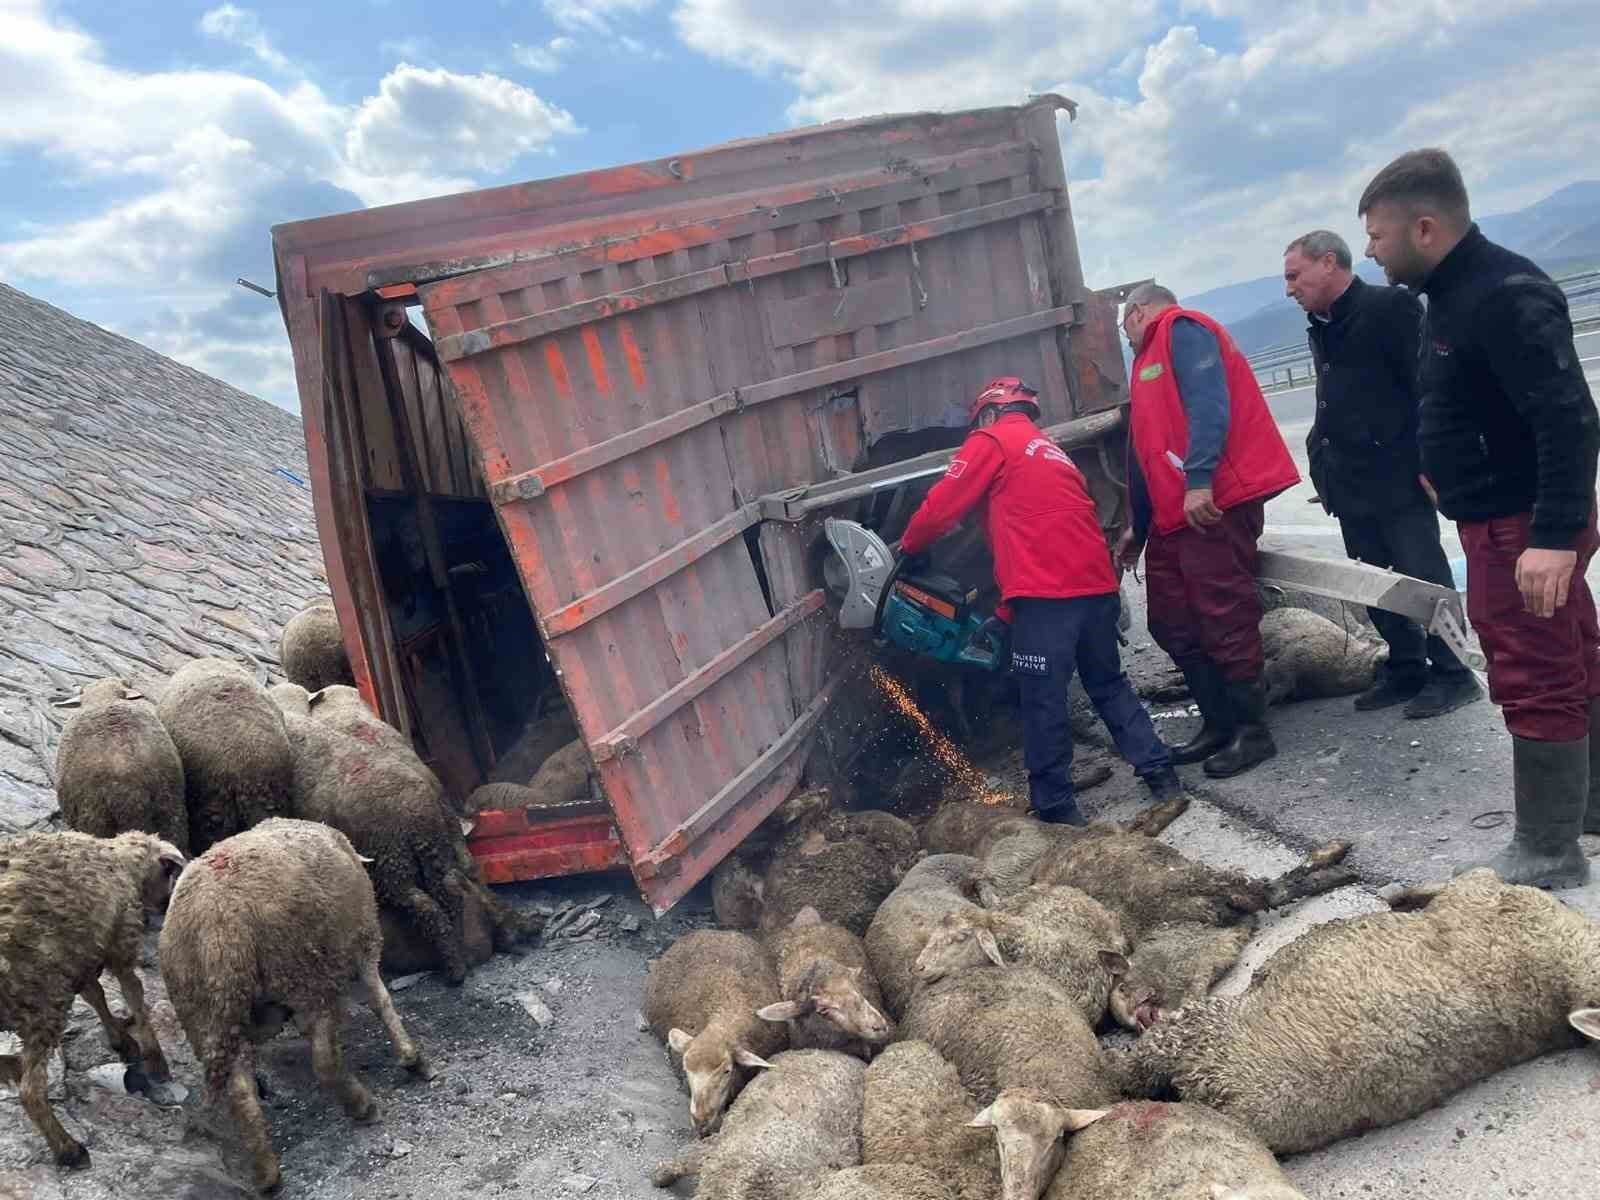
[2,0,1598,413]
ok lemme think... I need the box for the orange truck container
[270,96,1131,913]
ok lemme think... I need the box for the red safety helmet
[969,376,1040,425]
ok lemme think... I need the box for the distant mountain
[1184,182,1600,357]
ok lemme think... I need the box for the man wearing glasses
[1116,284,1301,779]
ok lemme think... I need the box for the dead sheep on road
[279,598,354,694]
[864,854,991,1020]
[913,884,1130,1028]
[644,929,789,1136]
[1108,868,1600,1154]
[1259,606,1386,706]
[0,830,186,1168]
[55,676,189,853]
[758,906,893,1057]
[1106,923,1254,1032]
[273,695,524,986]
[856,1039,1001,1200]
[158,817,427,1193]
[156,657,293,853]
[1031,832,1355,941]
[1038,1100,1306,1200]
[759,793,922,937]
[649,1048,865,1196]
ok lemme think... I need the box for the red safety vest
[900,413,1117,618]
[1129,307,1300,536]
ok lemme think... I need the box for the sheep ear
[158,846,187,878]
[757,1001,806,1023]
[1570,1008,1600,1042]
[667,1028,693,1055]
[355,852,376,864]
[1098,950,1130,978]
[966,1104,996,1129]
[976,928,1006,967]
[123,687,145,701]
[732,1048,772,1071]
[307,688,329,710]
[459,818,475,837]
[1061,1108,1108,1132]
[56,696,82,709]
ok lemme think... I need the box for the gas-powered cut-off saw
[820,518,1007,671]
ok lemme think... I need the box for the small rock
[388,973,427,993]
[518,993,555,1027]
[634,1011,650,1033]
[561,1176,599,1194]
[390,1140,414,1158]
[1437,835,1451,843]
[565,911,602,938]
[87,1063,132,1093]
[543,978,564,995]
[1409,739,1422,748]
[499,1091,520,1102]
[620,915,641,933]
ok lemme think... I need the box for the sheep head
[756,958,892,1043]
[1102,950,1165,1032]
[133,836,188,916]
[1571,1009,1600,1043]
[666,1027,771,1137]
[970,1088,1106,1200]
[915,911,1006,982]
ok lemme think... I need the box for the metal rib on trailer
[1255,551,1486,672]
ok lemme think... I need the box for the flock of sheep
[1,598,536,1191]
[644,790,1600,1200]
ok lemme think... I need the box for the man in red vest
[1115,284,1301,779]
[899,377,1181,825]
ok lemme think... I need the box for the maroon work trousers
[1458,509,1600,741]
[1144,500,1266,683]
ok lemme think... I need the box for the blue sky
[3,0,1598,411]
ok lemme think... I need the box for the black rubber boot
[1353,661,1426,711]
[1167,657,1234,765]
[1454,735,1590,889]
[1202,678,1277,779]
[1034,800,1087,827]
[1403,668,1484,720]
[1587,698,1600,836]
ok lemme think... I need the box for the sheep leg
[111,968,171,1082]
[357,955,427,1076]
[20,1038,88,1169]
[79,976,140,1062]
[308,1009,376,1123]
[399,886,467,986]
[1263,862,1361,910]
[649,1139,712,1187]
[225,1051,281,1193]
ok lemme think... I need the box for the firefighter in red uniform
[1116,284,1301,779]
[899,377,1181,825]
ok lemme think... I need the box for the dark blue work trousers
[1010,593,1170,822]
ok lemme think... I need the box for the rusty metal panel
[274,96,1127,912]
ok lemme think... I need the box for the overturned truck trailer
[270,97,1133,914]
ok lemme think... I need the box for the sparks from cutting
[868,663,1011,805]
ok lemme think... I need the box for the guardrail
[1251,268,1600,393]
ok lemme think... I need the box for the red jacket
[899,413,1117,621]
[1130,307,1299,536]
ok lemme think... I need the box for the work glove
[898,550,932,577]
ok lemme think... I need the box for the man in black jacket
[1360,148,1600,889]
[1284,229,1483,718]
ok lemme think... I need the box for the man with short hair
[1117,284,1301,778]
[1284,228,1483,718]
[898,377,1180,825]
[1360,147,1600,889]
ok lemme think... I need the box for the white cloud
[545,0,656,35]
[198,4,292,73]
[0,0,587,407]
[670,0,1600,299]
[346,64,580,175]
[512,36,577,73]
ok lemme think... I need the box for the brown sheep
[276,706,508,986]
[55,676,189,852]
[157,818,426,1192]
[1040,1100,1307,1200]
[643,929,788,1136]
[279,599,354,694]
[305,684,445,798]
[1105,924,1254,1033]
[0,830,186,1168]
[860,1040,1000,1200]
[156,657,292,853]
[757,907,892,1056]
[913,884,1131,1027]
[1108,869,1600,1155]
[864,854,990,1020]
[1031,834,1356,940]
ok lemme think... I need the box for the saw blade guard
[822,518,895,630]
